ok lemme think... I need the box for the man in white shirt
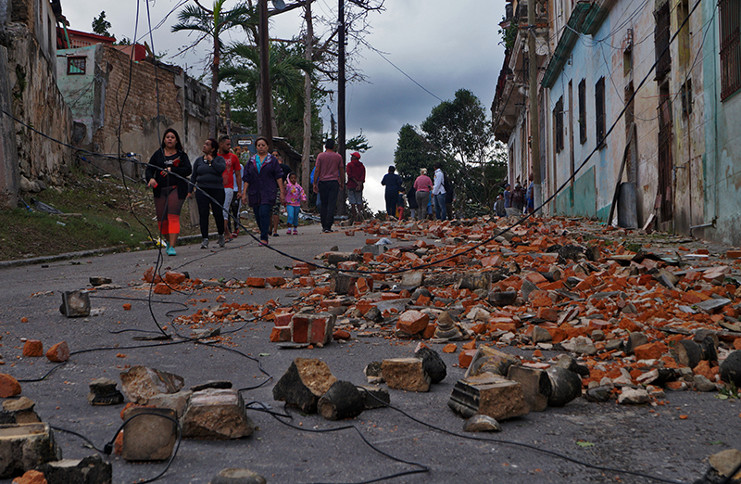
[432,163,447,221]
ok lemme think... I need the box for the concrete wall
[701,0,741,245]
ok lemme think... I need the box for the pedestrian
[494,193,506,217]
[241,136,286,245]
[432,163,447,221]
[526,172,535,214]
[413,168,432,221]
[229,147,245,237]
[395,189,406,220]
[310,163,320,214]
[145,128,192,256]
[190,138,227,249]
[312,139,344,233]
[503,183,512,208]
[218,136,242,242]
[381,165,403,220]
[407,185,418,220]
[285,172,306,235]
[346,151,366,223]
[269,150,292,237]
[512,181,525,212]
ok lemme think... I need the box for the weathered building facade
[56,42,212,179]
[492,0,741,244]
[0,0,71,206]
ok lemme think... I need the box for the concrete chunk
[506,365,551,412]
[381,358,430,392]
[122,407,177,461]
[448,374,529,421]
[464,346,520,378]
[37,454,112,484]
[119,366,185,404]
[182,389,254,439]
[59,290,90,317]
[0,423,61,478]
[273,358,337,413]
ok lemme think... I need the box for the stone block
[464,346,520,378]
[87,378,124,406]
[37,455,112,484]
[210,468,267,484]
[22,340,43,358]
[448,374,529,421]
[617,388,649,405]
[400,271,424,288]
[273,358,337,413]
[181,389,254,439]
[0,374,21,398]
[147,390,193,418]
[45,342,69,363]
[0,398,40,425]
[381,358,430,392]
[119,366,184,404]
[0,423,61,478]
[506,365,551,412]
[317,381,365,420]
[122,407,177,460]
[59,290,90,317]
[459,272,491,291]
[396,310,429,335]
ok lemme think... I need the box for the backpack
[443,173,454,203]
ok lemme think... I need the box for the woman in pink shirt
[413,168,432,221]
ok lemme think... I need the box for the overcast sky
[61,0,506,211]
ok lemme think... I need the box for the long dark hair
[161,128,183,152]
[205,138,219,155]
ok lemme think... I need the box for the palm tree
[172,1,255,137]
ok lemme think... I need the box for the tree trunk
[301,0,314,197]
[211,34,220,138]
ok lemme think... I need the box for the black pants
[318,180,339,231]
[385,191,397,218]
[195,187,225,239]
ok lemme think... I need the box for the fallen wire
[245,401,429,484]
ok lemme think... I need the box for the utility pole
[337,0,346,215]
[259,0,273,142]
[528,0,542,212]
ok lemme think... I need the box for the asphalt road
[0,222,739,484]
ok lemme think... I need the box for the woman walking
[413,168,432,221]
[146,128,192,256]
[242,137,285,245]
[190,138,227,249]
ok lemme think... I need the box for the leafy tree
[172,1,254,137]
[92,11,112,37]
[393,124,442,184]
[346,130,371,153]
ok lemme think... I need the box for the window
[654,2,671,81]
[67,56,86,75]
[681,79,693,117]
[677,0,690,67]
[720,0,741,100]
[554,96,564,154]
[595,77,606,146]
[578,79,587,144]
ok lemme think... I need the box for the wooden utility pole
[301,0,314,195]
[528,0,542,211]
[259,0,273,142]
[338,0,346,159]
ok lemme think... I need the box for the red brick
[0,373,21,398]
[293,266,311,276]
[338,261,358,271]
[11,470,47,484]
[458,349,477,368]
[46,341,70,362]
[266,276,286,287]
[726,249,741,259]
[397,310,429,335]
[153,283,171,295]
[537,307,559,322]
[292,316,310,343]
[298,276,315,287]
[634,341,668,360]
[164,271,187,285]
[309,318,329,345]
[274,312,294,326]
[333,329,351,340]
[22,339,43,357]
[270,326,291,342]
[245,277,266,288]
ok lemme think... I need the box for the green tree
[393,124,442,184]
[92,11,112,37]
[172,1,254,137]
[346,130,371,153]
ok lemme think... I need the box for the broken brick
[45,341,70,363]
[22,340,43,357]
[0,374,21,398]
[396,310,429,335]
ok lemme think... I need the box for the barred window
[595,77,606,146]
[67,56,86,75]
[578,79,587,144]
[554,96,564,154]
[720,0,741,100]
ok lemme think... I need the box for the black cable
[246,402,429,484]
[356,388,685,484]
[49,425,107,453]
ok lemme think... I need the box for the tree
[172,1,254,137]
[346,130,371,153]
[393,124,441,184]
[92,11,112,37]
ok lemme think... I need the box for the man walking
[432,163,447,221]
[218,136,242,242]
[346,151,365,223]
[313,139,344,233]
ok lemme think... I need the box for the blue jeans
[286,205,300,227]
[252,204,272,242]
[434,193,447,220]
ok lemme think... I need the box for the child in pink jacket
[285,172,307,235]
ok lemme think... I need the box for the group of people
[382,163,452,221]
[494,173,535,217]
[145,129,310,255]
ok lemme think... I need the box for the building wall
[56,44,211,180]
[701,0,741,245]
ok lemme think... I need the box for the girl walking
[285,172,306,235]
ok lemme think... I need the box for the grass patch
[0,170,201,261]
